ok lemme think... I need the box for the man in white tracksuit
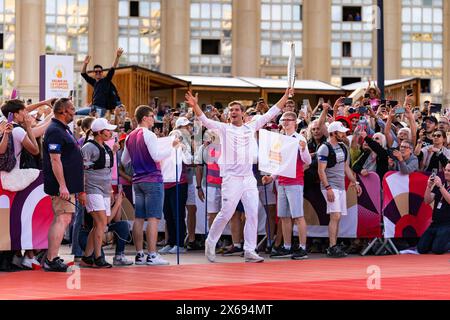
[185,88,293,262]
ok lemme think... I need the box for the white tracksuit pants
[206,175,259,252]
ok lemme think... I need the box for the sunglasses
[94,70,103,74]
[400,145,410,149]
[433,134,442,138]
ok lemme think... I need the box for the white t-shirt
[12,124,26,169]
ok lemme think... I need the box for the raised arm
[185,91,225,131]
[112,48,124,69]
[253,88,294,131]
[384,108,396,148]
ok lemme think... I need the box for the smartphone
[69,90,74,97]
[7,112,14,123]
[389,100,398,107]
[180,102,186,112]
[358,106,368,114]
[430,103,442,114]
[395,107,405,114]
[406,89,413,96]
[421,122,427,130]
[364,93,370,98]
[318,97,324,104]
[430,168,438,181]
[303,99,309,106]
[124,121,131,132]
[205,105,212,113]
[387,148,397,160]
[343,98,353,106]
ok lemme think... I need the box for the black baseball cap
[423,116,438,124]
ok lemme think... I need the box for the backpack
[0,134,17,172]
[12,124,42,170]
[304,142,348,185]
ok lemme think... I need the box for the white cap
[175,117,192,128]
[327,121,349,134]
[90,118,117,132]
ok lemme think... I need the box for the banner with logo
[0,172,53,250]
[382,171,433,238]
[302,173,382,238]
[258,129,298,178]
[39,55,74,100]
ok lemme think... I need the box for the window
[190,0,232,76]
[420,79,431,93]
[260,0,303,67]
[343,6,361,21]
[342,42,351,57]
[118,0,161,70]
[401,0,443,100]
[45,0,89,108]
[0,33,3,50]
[201,39,220,55]
[342,77,361,86]
[129,1,139,17]
[331,1,372,86]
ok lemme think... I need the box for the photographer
[418,163,450,254]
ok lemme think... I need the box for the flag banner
[258,129,298,178]
[302,173,382,238]
[160,136,182,183]
[382,171,433,238]
[0,172,53,250]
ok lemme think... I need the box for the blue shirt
[43,118,84,196]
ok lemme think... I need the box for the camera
[358,106,368,114]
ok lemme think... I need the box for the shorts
[133,182,164,219]
[186,183,196,206]
[51,195,76,215]
[86,194,111,216]
[258,182,276,205]
[277,185,304,218]
[206,186,221,214]
[321,189,347,216]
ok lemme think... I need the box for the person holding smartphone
[417,130,449,172]
[418,163,450,254]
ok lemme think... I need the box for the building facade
[2,0,450,105]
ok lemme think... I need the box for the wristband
[196,186,202,190]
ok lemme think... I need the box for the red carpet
[0,254,449,300]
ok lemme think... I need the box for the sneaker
[146,253,169,266]
[222,246,244,256]
[79,255,94,267]
[169,246,187,254]
[43,257,69,272]
[113,254,134,266]
[186,241,203,251]
[205,239,216,262]
[270,246,292,258]
[156,239,167,247]
[292,247,309,260]
[94,256,112,268]
[326,245,348,258]
[21,256,41,269]
[244,250,264,263]
[135,252,146,265]
[158,245,173,254]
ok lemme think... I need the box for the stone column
[160,0,190,75]
[89,0,118,68]
[15,0,45,101]
[232,0,260,77]
[384,0,402,80]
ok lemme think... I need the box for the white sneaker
[113,254,134,266]
[169,246,187,254]
[146,253,170,266]
[158,245,173,254]
[205,239,216,262]
[21,256,41,269]
[244,250,264,263]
